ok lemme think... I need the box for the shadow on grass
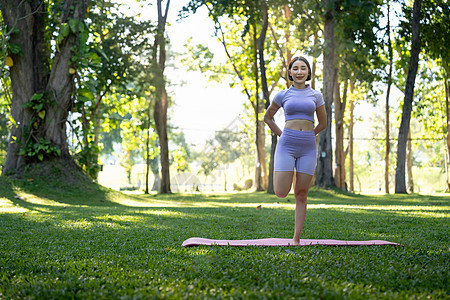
[2,189,447,246]
[1,187,448,299]
[2,164,448,211]
[0,173,150,209]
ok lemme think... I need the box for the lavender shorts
[274,128,317,175]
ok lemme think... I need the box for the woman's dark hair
[288,56,311,81]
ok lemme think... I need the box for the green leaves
[18,93,60,161]
[18,137,61,161]
[22,93,52,119]
[69,18,83,34]
[8,43,21,55]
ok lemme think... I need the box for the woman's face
[289,60,309,85]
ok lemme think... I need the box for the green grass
[0,173,449,299]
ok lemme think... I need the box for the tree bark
[145,116,151,194]
[348,81,354,192]
[1,0,88,175]
[334,78,347,190]
[385,3,393,194]
[395,0,422,193]
[153,0,171,193]
[311,32,318,90]
[310,32,319,187]
[445,76,450,192]
[284,4,292,88]
[257,0,271,193]
[407,130,414,193]
[253,25,267,191]
[316,0,335,188]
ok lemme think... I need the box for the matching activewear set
[272,84,325,175]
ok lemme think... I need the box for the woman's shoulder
[310,87,325,106]
[273,89,289,105]
[275,88,289,97]
[310,87,323,98]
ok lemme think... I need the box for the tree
[383,0,394,194]
[74,0,146,179]
[257,0,270,192]
[316,0,336,188]
[1,0,89,176]
[152,0,172,193]
[420,0,450,191]
[266,4,293,193]
[334,0,383,191]
[0,77,11,169]
[200,129,245,190]
[395,0,423,193]
[181,0,284,192]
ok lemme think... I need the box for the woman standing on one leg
[264,56,327,245]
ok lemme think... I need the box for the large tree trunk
[395,0,422,193]
[1,0,88,175]
[257,0,271,193]
[154,88,171,193]
[334,78,347,190]
[153,0,171,193]
[316,0,335,188]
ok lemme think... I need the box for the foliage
[419,0,450,75]
[68,0,154,179]
[117,94,157,185]
[200,128,249,177]
[336,0,384,91]
[0,176,448,298]
[412,59,447,167]
[182,10,283,101]
[0,77,10,168]
[169,129,192,173]
[17,93,61,162]
[17,137,61,162]
[0,0,448,192]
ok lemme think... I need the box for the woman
[264,56,327,245]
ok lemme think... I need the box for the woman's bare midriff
[285,119,314,131]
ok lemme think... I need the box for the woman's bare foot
[292,238,300,246]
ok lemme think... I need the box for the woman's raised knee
[274,187,290,198]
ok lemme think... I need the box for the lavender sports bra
[273,85,325,122]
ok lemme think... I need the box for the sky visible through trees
[0,0,447,194]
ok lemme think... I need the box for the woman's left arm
[314,105,327,136]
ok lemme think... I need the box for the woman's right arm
[264,102,282,137]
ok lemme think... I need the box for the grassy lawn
[0,174,448,299]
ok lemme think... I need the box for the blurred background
[0,0,448,194]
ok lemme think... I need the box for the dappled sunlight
[139,209,191,218]
[0,198,28,213]
[55,217,170,231]
[308,203,449,218]
[0,190,447,299]
[1,191,68,208]
[108,192,288,209]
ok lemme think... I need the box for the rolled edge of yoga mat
[182,237,402,247]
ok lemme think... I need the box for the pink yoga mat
[182,237,400,247]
